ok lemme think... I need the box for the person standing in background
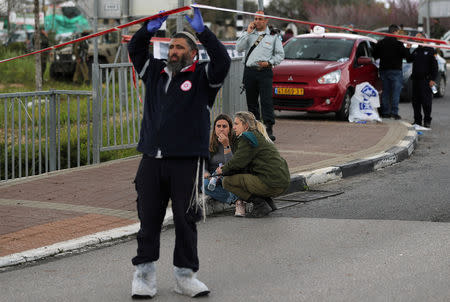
[236,11,284,141]
[72,31,90,85]
[406,33,438,128]
[373,24,410,120]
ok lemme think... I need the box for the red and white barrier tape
[2,3,449,65]
[192,3,450,50]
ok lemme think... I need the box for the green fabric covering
[44,14,90,35]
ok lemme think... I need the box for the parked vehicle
[49,30,121,80]
[272,33,381,120]
[4,30,34,49]
[401,47,447,102]
[439,30,450,59]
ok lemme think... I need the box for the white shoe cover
[131,262,157,299]
[174,267,210,297]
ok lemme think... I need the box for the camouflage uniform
[72,40,89,84]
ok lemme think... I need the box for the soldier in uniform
[72,31,90,84]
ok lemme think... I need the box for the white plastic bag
[348,82,381,123]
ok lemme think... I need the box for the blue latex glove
[185,7,204,33]
[147,12,168,33]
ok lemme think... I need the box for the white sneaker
[131,262,157,299]
[174,267,210,297]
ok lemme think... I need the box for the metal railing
[1,90,93,181]
[1,58,245,182]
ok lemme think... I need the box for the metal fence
[1,90,93,181]
[0,58,245,182]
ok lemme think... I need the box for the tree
[34,0,42,90]
[265,0,309,31]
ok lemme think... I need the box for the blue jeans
[203,178,238,204]
[380,69,403,115]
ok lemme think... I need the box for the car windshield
[283,37,354,61]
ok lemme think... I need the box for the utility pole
[258,0,264,11]
[177,0,184,32]
[426,0,431,38]
[34,0,42,91]
[236,0,243,37]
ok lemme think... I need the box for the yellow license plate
[275,87,304,95]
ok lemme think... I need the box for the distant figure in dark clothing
[406,33,438,128]
[373,24,410,120]
[72,31,90,84]
[282,28,294,42]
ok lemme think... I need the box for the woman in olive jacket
[216,111,290,217]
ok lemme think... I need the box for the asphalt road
[1,88,449,302]
[273,93,450,223]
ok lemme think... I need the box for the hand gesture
[185,7,205,33]
[147,11,168,33]
[247,22,256,33]
[215,166,223,175]
[217,133,229,147]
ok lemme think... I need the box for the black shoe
[381,114,391,118]
[424,121,431,128]
[264,197,277,211]
[246,196,271,218]
[392,114,402,120]
[266,125,276,141]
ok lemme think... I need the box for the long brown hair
[209,114,234,153]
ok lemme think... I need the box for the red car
[272,33,381,120]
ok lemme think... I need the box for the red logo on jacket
[180,80,192,91]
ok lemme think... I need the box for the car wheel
[435,74,446,98]
[336,90,352,121]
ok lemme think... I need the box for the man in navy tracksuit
[406,33,438,128]
[127,8,230,299]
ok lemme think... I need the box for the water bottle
[207,176,217,191]
[207,163,222,191]
[431,85,438,94]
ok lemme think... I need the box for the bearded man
[127,7,230,299]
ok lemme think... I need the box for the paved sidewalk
[0,118,417,268]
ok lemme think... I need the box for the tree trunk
[34,0,42,91]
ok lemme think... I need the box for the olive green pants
[222,174,287,201]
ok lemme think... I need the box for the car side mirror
[357,56,373,65]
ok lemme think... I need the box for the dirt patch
[0,83,26,89]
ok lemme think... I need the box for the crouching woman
[216,111,290,217]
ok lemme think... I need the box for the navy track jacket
[128,25,231,158]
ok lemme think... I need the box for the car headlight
[318,70,341,84]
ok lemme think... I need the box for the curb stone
[0,124,418,269]
[0,210,173,268]
[287,124,417,192]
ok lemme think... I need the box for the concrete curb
[0,124,418,269]
[286,123,417,194]
[0,210,173,268]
